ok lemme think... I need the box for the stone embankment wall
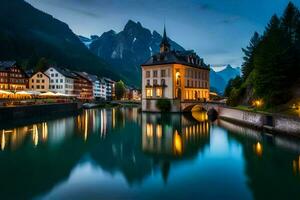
[217,106,300,135]
[0,103,81,122]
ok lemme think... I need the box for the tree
[115,80,126,100]
[254,15,294,106]
[156,99,171,112]
[241,32,261,80]
[224,76,243,97]
[35,57,52,72]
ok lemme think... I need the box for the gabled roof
[141,50,210,70]
[30,71,50,79]
[47,66,77,79]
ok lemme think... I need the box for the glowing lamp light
[254,142,263,156]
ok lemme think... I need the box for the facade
[73,72,93,100]
[103,78,115,101]
[29,71,50,92]
[0,61,28,91]
[141,27,210,112]
[99,78,107,100]
[84,73,102,99]
[44,67,75,95]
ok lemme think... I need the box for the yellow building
[141,27,210,112]
[29,71,50,92]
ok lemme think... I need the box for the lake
[0,107,300,200]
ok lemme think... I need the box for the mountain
[81,20,185,86]
[209,65,241,94]
[210,69,226,94]
[217,65,241,83]
[0,0,119,80]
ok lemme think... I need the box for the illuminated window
[156,88,162,97]
[146,89,153,97]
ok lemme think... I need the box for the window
[37,85,40,89]
[55,73,58,77]
[146,71,150,78]
[146,89,153,97]
[32,79,34,83]
[146,80,150,86]
[161,79,165,86]
[37,80,40,83]
[56,79,58,83]
[153,70,158,78]
[41,85,44,89]
[60,79,63,83]
[42,80,45,83]
[51,74,54,77]
[156,88,162,97]
[161,70,166,77]
[153,79,157,85]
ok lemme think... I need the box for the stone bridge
[180,101,225,113]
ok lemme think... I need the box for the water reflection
[142,112,209,158]
[1,108,300,199]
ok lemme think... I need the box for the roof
[73,71,93,83]
[48,67,77,79]
[0,61,17,70]
[141,50,210,70]
[30,71,50,79]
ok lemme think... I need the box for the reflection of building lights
[42,123,48,142]
[33,125,39,147]
[173,130,182,155]
[1,132,5,150]
[146,123,153,137]
[254,142,263,156]
[156,124,162,138]
[84,110,88,141]
[293,156,300,175]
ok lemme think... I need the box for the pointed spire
[160,24,171,53]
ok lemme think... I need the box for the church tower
[160,25,171,53]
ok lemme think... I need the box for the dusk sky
[26,0,300,70]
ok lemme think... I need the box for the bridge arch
[182,104,207,112]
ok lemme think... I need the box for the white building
[44,67,76,95]
[84,73,102,100]
[99,78,107,100]
[103,77,115,101]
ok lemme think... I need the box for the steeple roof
[160,25,170,48]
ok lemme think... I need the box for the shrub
[156,99,171,112]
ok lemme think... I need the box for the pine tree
[254,15,293,106]
[241,32,260,80]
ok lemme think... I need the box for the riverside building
[141,27,210,112]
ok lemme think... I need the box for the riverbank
[216,106,300,136]
[0,102,82,122]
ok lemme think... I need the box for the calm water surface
[1,107,300,200]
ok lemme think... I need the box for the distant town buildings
[141,26,210,112]
[29,71,50,92]
[103,77,115,101]
[0,60,139,101]
[0,61,28,91]
[44,67,75,95]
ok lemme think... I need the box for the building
[84,73,102,100]
[73,72,93,100]
[44,67,76,95]
[99,78,107,100]
[103,78,115,101]
[141,27,210,112]
[0,61,28,91]
[29,71,50,92]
